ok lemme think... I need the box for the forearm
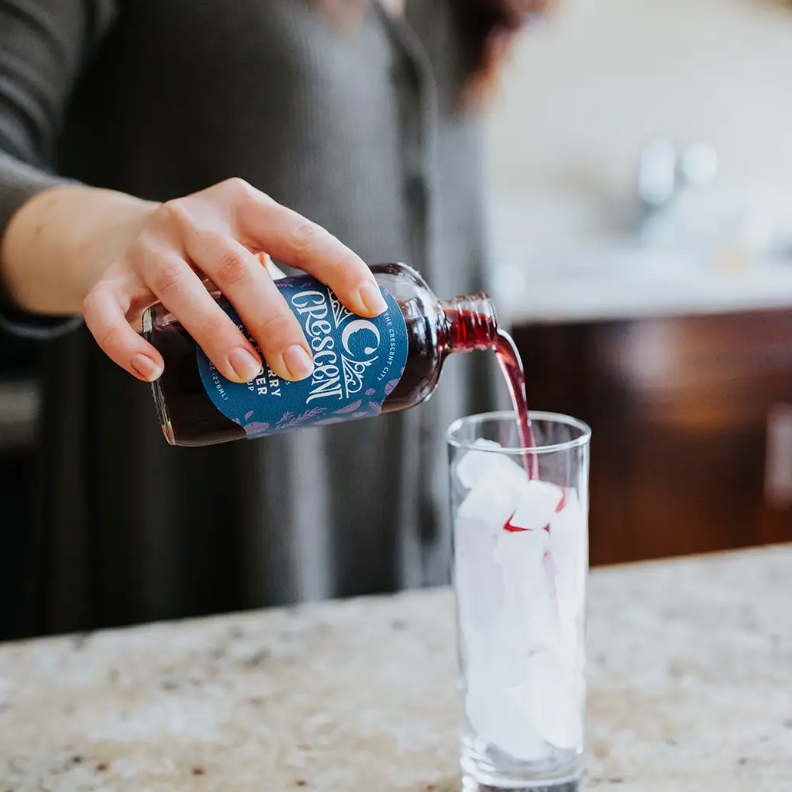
[0,184,159,315]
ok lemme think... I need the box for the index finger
[237,197,387,318]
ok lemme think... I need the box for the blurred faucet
[636,138,718,245]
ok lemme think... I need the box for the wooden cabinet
[512,310,792,566]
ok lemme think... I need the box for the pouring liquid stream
[493,329,539,480]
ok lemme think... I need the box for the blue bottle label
[197,276,409,438]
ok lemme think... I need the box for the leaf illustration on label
[384,378,401,396]
[277,411,295,425]
[244,422,271,436]
[314,417,344,426]
[274,406,328,430]
[368,402,382,414]
[245,411,255,420]
[298,407,326,422]
[334,400,362,415]
[365,388,376,396]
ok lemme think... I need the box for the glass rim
[446,410,592,456]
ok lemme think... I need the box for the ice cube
[466,648,583,759]
[548,489,587,636]
[549,489,586,575]
[525,585,562,656]
[510,479,564,531]
[557,612,586,675]
[511,651,584,749]
[455,456,535,673]
[455,440,528,493]
[466,686,550,762]
[487,529,550,686]
[455,515,504,659]
[492,523,549,570]
[457,475,521,528]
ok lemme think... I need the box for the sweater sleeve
[0,0,116,338]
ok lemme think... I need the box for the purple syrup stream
[494,329,539,480]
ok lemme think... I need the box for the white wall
[487,0,792,202]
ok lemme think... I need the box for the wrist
[75,192,161,300]
[1,185,159,314]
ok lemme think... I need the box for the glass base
[462,779,581,792]
[461,736,583,792]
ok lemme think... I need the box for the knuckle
[223,177,260,205]
[192,229,226,256]
[81,288,101,317]
[159,199,193,231]
[82,283,116,321]
[151,260,187,296]
[316,256,349,281]
[96,322,124,354]
[223,176,251,193]
[252,312,301,347]
[286,221,324,254]
[203,311,234,340]
[124,240,152,273]
[212,246,250,287]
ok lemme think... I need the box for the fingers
[83,286,164,382]
[135,246,264,383]
[85,180,383,387]
[230,184,387,317]
[183,232,313,382]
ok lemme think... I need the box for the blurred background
[486,0,792,566]
[3,0,792,627]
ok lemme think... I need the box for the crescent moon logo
[342,320,381,356]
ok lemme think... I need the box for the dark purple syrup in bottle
[145,263,535,455]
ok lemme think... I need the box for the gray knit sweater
[0,0,496,637]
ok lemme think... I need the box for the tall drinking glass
[447,411,591,792]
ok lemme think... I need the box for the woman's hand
[5,178,386,384]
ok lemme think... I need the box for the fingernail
[131,354,163,382]
[282,345,314,381]
[358,281,387,315]
[228,348,263,382]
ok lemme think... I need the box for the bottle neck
[440,293,498,353]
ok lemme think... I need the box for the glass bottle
[143,262,498,447]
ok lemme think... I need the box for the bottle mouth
[440,293,498,352]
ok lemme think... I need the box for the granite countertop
[1,545,791,791]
